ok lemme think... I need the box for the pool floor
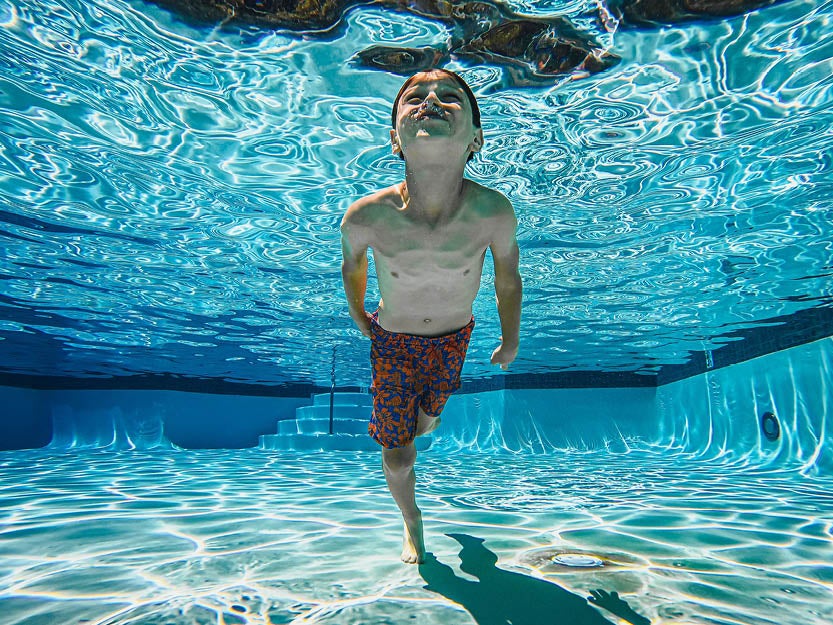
[1,448,831,625]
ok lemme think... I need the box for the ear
[469,128,484,153]
[390,129,401,155]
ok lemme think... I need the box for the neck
[402,161,466,219]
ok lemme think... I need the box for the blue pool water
[0,0,831,386]
[1,442,832,624]
[2,339,832,624]
[1,1,833,624]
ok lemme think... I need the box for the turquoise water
[1,0,831,387]
[1,5,833,623]
[2,341,832,624]
[1,449,832,624]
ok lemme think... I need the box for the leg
[415,321,473,439]
[381,444,425,564]
[415,407,441,437]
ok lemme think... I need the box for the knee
[382,447,415,475]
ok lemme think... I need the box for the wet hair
[391,69,482,162]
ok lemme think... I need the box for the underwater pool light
[761,411,781,442]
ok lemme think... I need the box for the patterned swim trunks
[368,313,474,449]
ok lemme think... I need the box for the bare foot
[401,511,425,564]
[416,415,441,437]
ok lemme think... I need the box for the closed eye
[403,90,462,104]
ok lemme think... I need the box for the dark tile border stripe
[1,305,831,394]
[654,304,833,385]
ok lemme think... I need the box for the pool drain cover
[552,553,604,567]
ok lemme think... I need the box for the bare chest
[371,217,489,274]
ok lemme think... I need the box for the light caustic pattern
[1,449,831,625]
[0,0,832,386]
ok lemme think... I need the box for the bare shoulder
[342,186,399,223]
[465,180,516,239]
[465,179,515,221]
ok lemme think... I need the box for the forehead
[400,73,465,95]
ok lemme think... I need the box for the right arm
[488,192,522,369]
[340,204,372,337]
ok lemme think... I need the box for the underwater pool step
[311,392,371,407]
[295,404,369,421]
[259,433,431,452]
[261,391,394,451]
[278,417,367,435]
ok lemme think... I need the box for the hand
[490,340,517,370]
[352,311,372,338]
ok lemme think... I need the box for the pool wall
[655,336,832,474]
[1,339,830,473]
[433,388,656,453]
[0,386,49,450]
[0,389,307,450]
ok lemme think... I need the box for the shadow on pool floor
[419,533,651,625]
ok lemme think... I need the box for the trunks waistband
[370,312,474,342]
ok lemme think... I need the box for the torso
[358,179,500,336]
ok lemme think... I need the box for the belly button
[423,318,431,324]
[391,272,399,278]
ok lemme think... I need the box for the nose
[422,90,441,106]
[418,94,444,114]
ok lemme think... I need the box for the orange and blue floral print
[368,313,474,449]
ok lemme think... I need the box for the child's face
[390,72,482,162]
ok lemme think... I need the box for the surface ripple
[0,0,832,385]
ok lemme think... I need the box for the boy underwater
[340,69,522,563]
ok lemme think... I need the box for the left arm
[489,196,522,369]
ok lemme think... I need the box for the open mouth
[416,110,446,121]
